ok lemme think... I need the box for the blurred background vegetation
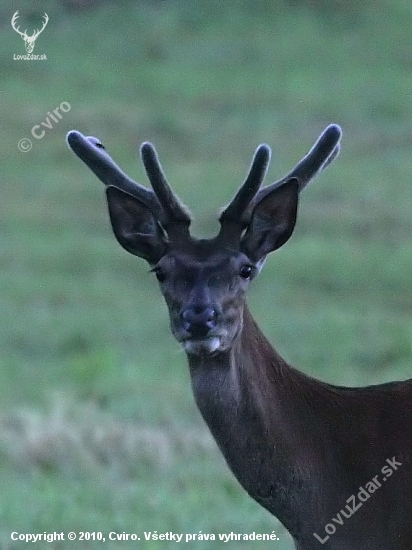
[1,0,412,548]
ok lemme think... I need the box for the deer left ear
[241,178,299,262]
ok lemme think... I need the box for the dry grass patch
[0,394,215,480]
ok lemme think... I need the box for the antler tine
[287,124,341,191]
[140,142,191,227]
[66,131,163,221]
[321,140,340,171]
[219,144,271,226]
[250,125,342,209]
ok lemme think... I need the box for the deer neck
[187,302,329,535]
[187,302,321,431]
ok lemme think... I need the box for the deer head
[11,11,49,54]
[67,126,341,356]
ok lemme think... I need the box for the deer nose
[181,306,217,337]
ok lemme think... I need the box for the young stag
[67,126,412,549]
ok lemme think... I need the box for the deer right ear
[106,186,167,264]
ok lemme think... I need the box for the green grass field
[1,0,412,547]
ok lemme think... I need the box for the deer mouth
[183,336,221,356]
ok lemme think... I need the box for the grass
[1,0,412,547]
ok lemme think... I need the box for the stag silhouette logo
[11,11,49,54]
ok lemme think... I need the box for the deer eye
[239,265,253,279]
[152,267,166,283]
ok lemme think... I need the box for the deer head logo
[11,11,49,54]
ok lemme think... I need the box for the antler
[11,11,27,38]
[219,144,271,226]
[140,142,191,228]
[253,124,341,203]
[31,13,49,40]
[221,124,342,230]
[66,131,190,233]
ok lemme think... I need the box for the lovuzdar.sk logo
[11,11,48,60]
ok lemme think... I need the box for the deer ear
[241,178,299,262]
[106,186,167,264]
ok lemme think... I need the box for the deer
[67,125,412,549]
[11,11,49,54]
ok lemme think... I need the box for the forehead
[160,241,245,274]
